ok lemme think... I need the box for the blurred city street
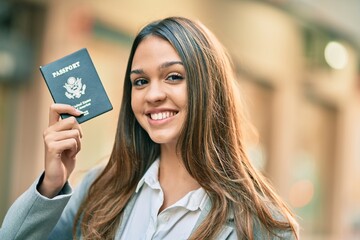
[1,0,359,239]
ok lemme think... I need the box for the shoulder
[78,166,104,186]
[253,205,299,240]
[223,203,299,240]
[60,165,105,216]
[72,165,105,199]
[224,217,297,240]
[48,165,106,238]
[195,196,299,240]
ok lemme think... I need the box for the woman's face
[130,36,187,146]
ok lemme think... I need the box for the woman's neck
[158,143,200,212]
[159,143,182,173]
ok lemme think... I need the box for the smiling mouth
[148,111,177,120]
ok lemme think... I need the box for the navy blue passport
[40,48,113,123]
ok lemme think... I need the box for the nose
[145,80,166,103]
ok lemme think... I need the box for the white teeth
[150,111,175,120]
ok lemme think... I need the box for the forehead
[131,36,182,68]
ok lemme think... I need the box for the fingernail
[75,109,84,115]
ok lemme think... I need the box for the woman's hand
[38,104,83,198]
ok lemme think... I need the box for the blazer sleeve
[48,167,102,239]
[0,167,102,240]
[0,173,73,240]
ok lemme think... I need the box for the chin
[149,135,177,145]
[150,137,169,144]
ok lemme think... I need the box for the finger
[47,117,83,138]
[44,129,82,153]
[63,143,79,160]
[56,130,81,153]
[49,103,83,126]
[46,138,78,156]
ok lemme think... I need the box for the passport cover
[40,48,113,123]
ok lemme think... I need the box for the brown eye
[166,74,184,81]
[133,78,148,86]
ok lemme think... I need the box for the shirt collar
[134,158,209,212]
[172,187,208,211]
[135,158,160,193]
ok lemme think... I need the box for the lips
[148,111,177,120]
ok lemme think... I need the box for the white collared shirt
[120,159,209,240]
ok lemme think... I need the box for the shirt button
[163,213,170,221]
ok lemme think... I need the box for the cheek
[131,93,148,131]
[131,93,141,117]
[177,86,188,108]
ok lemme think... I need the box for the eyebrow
[160,61,183,69]
[130,69,144,75]
[130,61,183,75]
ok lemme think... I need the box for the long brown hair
[75,17,299,239]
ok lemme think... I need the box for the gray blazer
[0,168,296,240]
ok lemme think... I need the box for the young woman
[0,17,299,239]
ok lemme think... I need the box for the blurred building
[0,0,359,239]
